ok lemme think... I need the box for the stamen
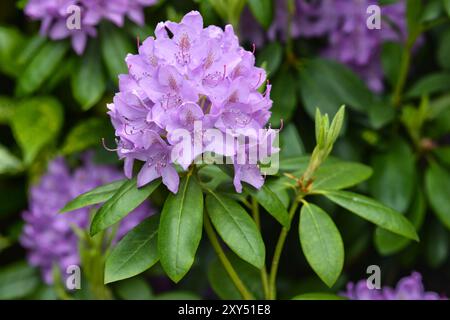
[252,43,256,54]
[253,72,262,89]
[102,138,118,152]
[222,65,227,80]
[136,35,140,51]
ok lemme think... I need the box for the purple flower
[342,272,447,300]
[242,0,407,92]
[24,0,157,54]
[108,11,276,193]
[20,155,153,284]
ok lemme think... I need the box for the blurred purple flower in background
[20,155,153,284]
[108,11,276,193]
[24,0,157,54]
[243,0,407,92]
[342,272,447,300]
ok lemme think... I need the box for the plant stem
[392,47,411,108]
[251,197,270,300]
[203,211,255,300]
[268,199,301,300]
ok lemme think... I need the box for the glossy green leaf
[10,97,63,164]
[61,180,125,213]
[248,0,273,29]
[374,188,426,256]
[245,184,290,227]
[61,118,112,155]
[100,24,132,82]
[369,139,416,213]
[425,162,450,230]
[312,162,372,191]
[299,203,344,287]
[322,190,418,241]
[105,216,159,283]
[207,254,263,300]
[90,178,160,236]
[16,41,68,96]
[206,191,265,269]
[71,42,106,110]
[158,174,203,282]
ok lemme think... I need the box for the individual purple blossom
[342,272,447,300]
[24,0,158,54]
[20,155,153,284]
[107,11,276,193]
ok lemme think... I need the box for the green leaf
[90,178,160,236]
[0,262,39,299]
[0,145,22,175]
[270,71,297,126]
[369,139,416,213]
[0,96,15,124]
[437,29,450,70]
[248,0,273,29]
[256,41,283,75]
[71,42,106,110]
[406,73,450,98]
[374,187,426,256]
[299,203,344,287]
[299,58,373,118]
[381,41,403,86]
[61,180,125,213]
[10,97,63,164]
[425,221,448,268]
[16,41,68,96]
[312,161,372,191]
[245,184,290,227]
[105,216,159,283]
[444,0,450,16]
[61,118,112,155]
[421,0,443,22]
[158,174,203,282]
[100,24,133,82]
[206,191,265,269]
[434,146,450,167]
[321,190,418,241]
[0,26,24,77]
[425,162,450,230]
[154,291,200,300]
[292,292,346,300]
[280,123,305,158]
[207,254,263,300]
[114,276,153,300]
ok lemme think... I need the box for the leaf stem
[268,199,301,300]
[251,197,270,300]
[203,211,255,300]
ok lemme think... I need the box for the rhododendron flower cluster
[20,156,153,284]
[24,0,157,54]
[342,272,447,300]
[107,11,276,194]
